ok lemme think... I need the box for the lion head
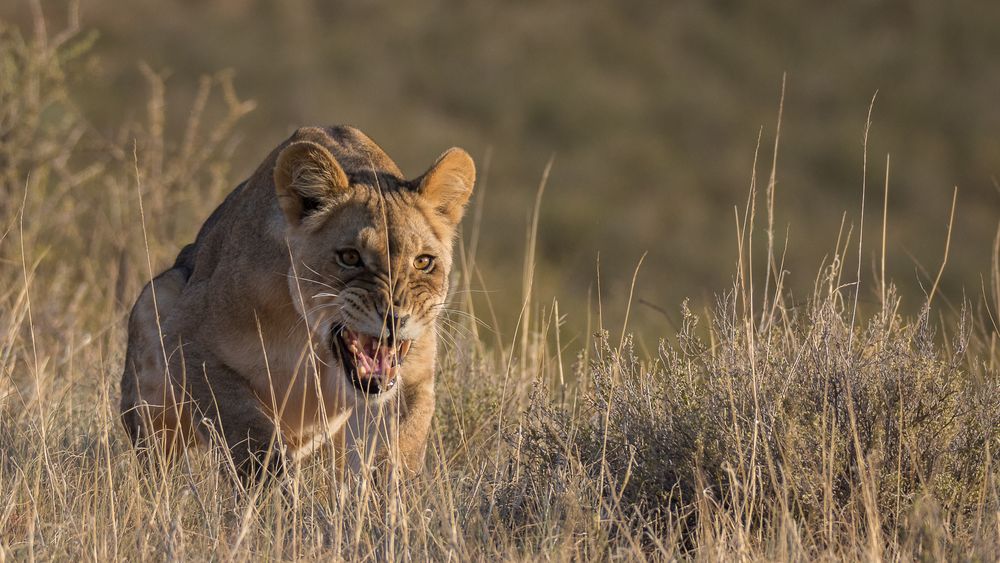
[272,127,474,398]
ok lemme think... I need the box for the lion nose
[376,305,410,339]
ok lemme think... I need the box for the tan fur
[120,126,474,481]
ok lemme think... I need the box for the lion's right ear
[273,140,350,227]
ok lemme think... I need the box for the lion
[119,125,475,483]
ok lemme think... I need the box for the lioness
[120,126,474,482]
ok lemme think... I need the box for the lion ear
[273,140,350,227]
[416,148,476,224]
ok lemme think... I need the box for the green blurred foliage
[4,0,999,340]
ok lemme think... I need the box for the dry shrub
[0,8,97,215]
[505,260,1000,557]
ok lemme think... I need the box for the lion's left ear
[416,148,476,224]
[274,140,350,228]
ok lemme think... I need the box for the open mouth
[332,326,412,394]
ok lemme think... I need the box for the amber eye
[337,249,362,268]
[413,254,435,272]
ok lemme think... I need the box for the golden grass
[1,11,998,561]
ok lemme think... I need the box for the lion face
[274,136,474,398]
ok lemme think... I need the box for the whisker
[437,317,469,346]
[303,301,344,318]
[432,303,491,330]
[436,316,477,340]
[433,325,460,357]
[303,262,346,285]
[284,274,337,292]
[287,301,347,338]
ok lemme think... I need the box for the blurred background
[3,0,999,344]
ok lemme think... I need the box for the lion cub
[120,126,474,482]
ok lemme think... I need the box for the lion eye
[414,254,435,272]
[337,249,362,268]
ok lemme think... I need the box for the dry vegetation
[2,12,999,562]
[5,0,999,338]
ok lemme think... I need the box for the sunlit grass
[1,10,998,561]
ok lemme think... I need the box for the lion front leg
[355,379,435,480]
[394,379,434,475]
[180,357,287,486]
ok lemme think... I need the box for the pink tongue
[359,350,374,372]
[356,339,394,376]
[375,346,392,373]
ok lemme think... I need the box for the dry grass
[1,12,998,562]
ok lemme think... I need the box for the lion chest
[223,329,352,444]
